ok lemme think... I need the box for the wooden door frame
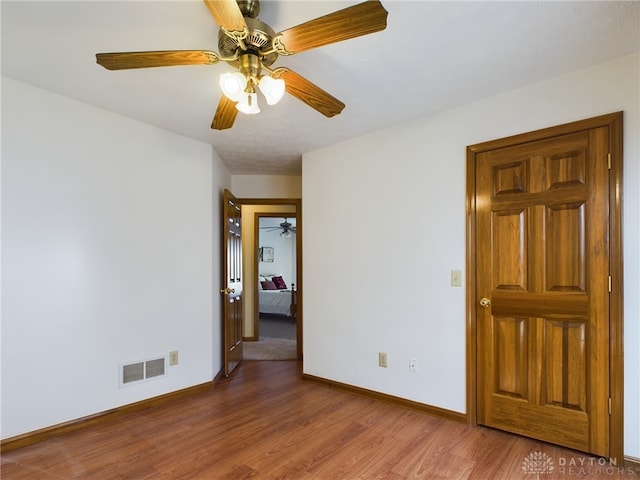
[240,198,302,360]
[465,112,624,460]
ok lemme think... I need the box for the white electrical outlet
[169,350,179,366]
[409,358,418,373]
[378,352,388,368]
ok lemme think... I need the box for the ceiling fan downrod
[237,0,260,19]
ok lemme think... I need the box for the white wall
[302,54,640,457]
[1,78,231,439]
[231,175,301,198]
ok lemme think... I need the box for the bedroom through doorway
[243,208,300,361]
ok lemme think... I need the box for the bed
[258,275,297,318]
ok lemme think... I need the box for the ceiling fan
[95,0,388,130]
[261,218,296,237]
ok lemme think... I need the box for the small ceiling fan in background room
[95,0,388,130]
[261,218,296,238]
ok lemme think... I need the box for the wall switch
[169,350,179,366]
[451,270,462,287]
[409,358,418,373]
[378,352,388,368]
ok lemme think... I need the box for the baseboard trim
[301,373,467,424]
[1,379,219,453]
[625,456,640,474]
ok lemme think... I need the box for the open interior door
[221,189,243,376]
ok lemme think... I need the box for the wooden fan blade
[96,50,220,70]
[272,67,345,118]
[212,96,238,130]
[273,0,388,55]
[203,0,248,41]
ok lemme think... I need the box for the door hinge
[608,153,612,170]
[609,397,612,415]
[609,276,612,293]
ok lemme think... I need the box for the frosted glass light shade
[259,75,285,105]
[236,91,260,114]
[219,72,246,102]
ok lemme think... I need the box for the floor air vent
[120,356,166,387]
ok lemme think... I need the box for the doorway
[465,113,623,459]
[246,214,298,360]
[239,199,302,361]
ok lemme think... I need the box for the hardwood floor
[2,361,636,479]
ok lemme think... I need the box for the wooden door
[222,189,243,376]
[471,116,620,457]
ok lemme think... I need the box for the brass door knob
[479,297,491,308]
[220,287,236,294]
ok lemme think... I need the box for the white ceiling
[2,1,638,175]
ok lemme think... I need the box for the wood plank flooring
[2,361,636,479]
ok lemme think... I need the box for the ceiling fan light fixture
[280,229,292,238]
[236,90,260,114]
[219,72,247,102]
[259,75,285,105]
[96,0,389,130]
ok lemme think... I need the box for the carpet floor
[244,315,297,361]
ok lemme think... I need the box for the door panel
[493,316,528,399]
[545,203,585,292]
[543,319,586,411]
[475,126,611,456]
[222,189,243,376]
[492,209,527,289]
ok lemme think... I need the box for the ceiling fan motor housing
[218,16,278,68]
